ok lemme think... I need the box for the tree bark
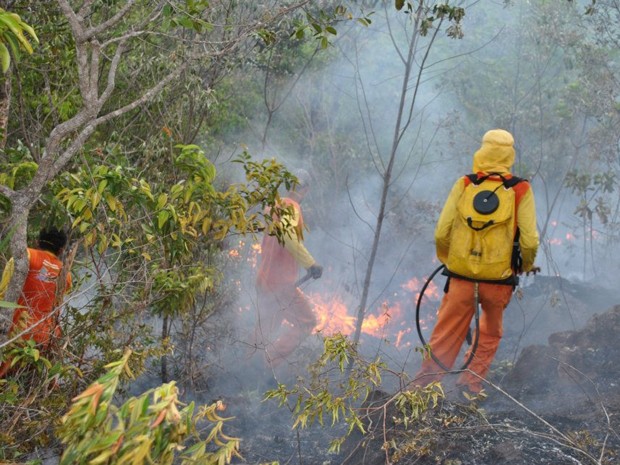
[0,72,11,154]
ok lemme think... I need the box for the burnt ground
[20,275,620,464]
[217,275,620,465]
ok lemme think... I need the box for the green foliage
[151,265,213,318]
[161,0,213,33]
[0,159,38,190]
[2,2,79,150]
[394,2,465,38]
[56,145,292,257]
[0,141,38,214]
[47,142,297,387]
[0,347,80,458]
[565,170,616,224]
[294,7,345,49]
[264,334,445,454]
[287,5,372,49]
[3,338,51,372]
[393,382,444,428]
[58,349,240,465]
[0,8,38,72]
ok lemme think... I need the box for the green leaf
[158,210,170,229]
[97,179,108,194]
[17,20,38,44]
[0,14,33,54]
[0,300,23,309]
[156,193,168,210]
[0,41,9,72]
[395,0,405,11]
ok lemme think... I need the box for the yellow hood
[472,129,515,174]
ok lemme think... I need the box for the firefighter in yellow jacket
[413,129,539,396]
[256,169,323,367]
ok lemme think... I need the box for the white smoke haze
[196,0,620,427]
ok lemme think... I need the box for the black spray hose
[415,265,480,371]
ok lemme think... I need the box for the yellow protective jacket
[435,129,539,275]
[257,197,316,291]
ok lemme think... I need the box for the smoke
[199,1,620,412]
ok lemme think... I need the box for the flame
[395,328,412,347]
[248,243,261,268]
[360,301,398,337]
[309,274,442,348]
[310,293,399,337]
[227,240,245,259]
[249,239,442,348]
[548,226,602,246]
[226,240,262,268]
[310,293,356,336]
[402,277,440,303]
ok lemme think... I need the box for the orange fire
[242,239,443,348]
[227,240,262,267]
[310,293,356,336]
[548,231,579,246]
[309,274,441,347]
[402,277,441,303]
[310,293,399,338]
[228,249,240,258]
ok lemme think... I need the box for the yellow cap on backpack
[472,129,515,174]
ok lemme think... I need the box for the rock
[500,305,620,408]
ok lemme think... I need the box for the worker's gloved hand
[308,264,323,279]
[526,266,541,276]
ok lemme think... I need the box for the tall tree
[349,1,465,353]
[0,0,346,343]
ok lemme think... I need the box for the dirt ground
[224,276,620,465]
[17,276,620,464]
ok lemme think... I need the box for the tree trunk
[161,314,169,382]
[1,209,29,342]
[0,72,11,154]
[351,15,422,354]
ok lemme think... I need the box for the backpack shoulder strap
[465,173,527,189]
[464,173,477,186]
[503,175,525,189]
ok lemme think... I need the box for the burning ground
[205,273,620,465]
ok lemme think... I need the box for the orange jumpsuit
[9,248,72,347]
[414,129,539,393]
[0,248,71,377]
[256,197,317,366]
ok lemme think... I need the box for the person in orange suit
[255,169,323,368]
[412,129,539,396]
[0,227,72,377]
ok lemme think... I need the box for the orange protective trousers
[414,277,513,393]
[255,284,317,367]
